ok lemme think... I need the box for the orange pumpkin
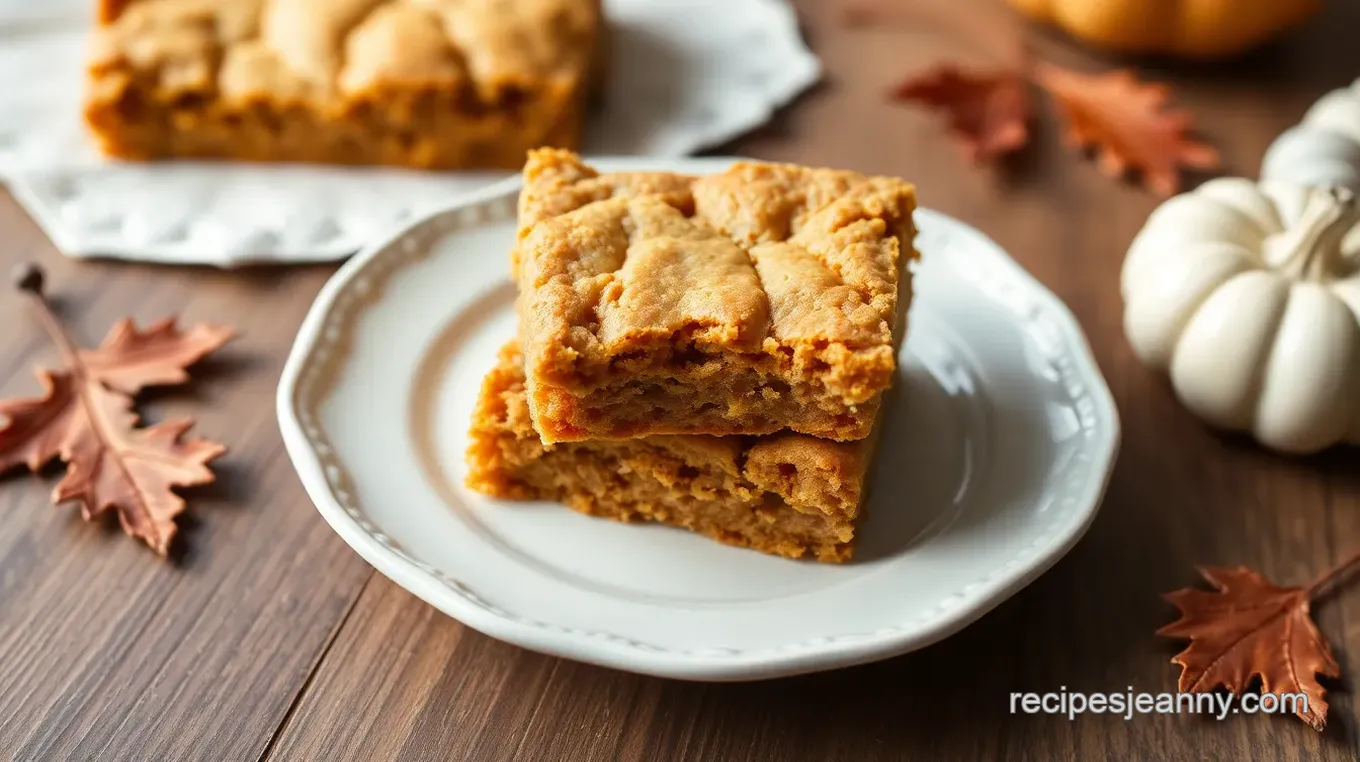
[1007,0,1323,60]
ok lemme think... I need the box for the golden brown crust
[466,342,875,562]
[515,150,918,443]
[516,148,697,234]
[84,0,601,169]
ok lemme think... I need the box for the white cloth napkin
[0,0,819,266]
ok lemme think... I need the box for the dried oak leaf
[1033,64,1219,196]
[0,318,232,555]
[892,64,1031,162]
[1157,566,1338,731]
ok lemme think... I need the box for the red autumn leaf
[1,266,232,556]
[1034,63,1219,196]
[892,64,1031,162]
[1157,566,1339,731]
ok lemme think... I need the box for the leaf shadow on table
[5,457,258,567]
[167,459,255,567]
[132,349,267,407]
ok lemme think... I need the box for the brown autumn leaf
[0,370,78,474]
[0,264,233,555]
[1157,566,1339,731]
[1033,63,1219,196]
[80,317,234,395]
[892,64,1031,162]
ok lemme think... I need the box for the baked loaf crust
[514,149,918,443]
[467,343,878,562]
[84,0,602,168]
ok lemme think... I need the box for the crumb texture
[466,343,872,563]
[515,149,918,442]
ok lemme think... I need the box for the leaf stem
[13,263,85,377]
[1308,549,1360,602]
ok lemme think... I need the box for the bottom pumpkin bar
[466,342,884,563]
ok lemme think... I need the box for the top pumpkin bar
[83,0,602,169]
[514,149,918,444]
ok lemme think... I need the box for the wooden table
[4,2,1360,759]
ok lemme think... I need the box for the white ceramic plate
[278,157,1121,681]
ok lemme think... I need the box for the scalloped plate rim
[277,155,1121,680]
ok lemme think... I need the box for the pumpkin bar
[467,343,881,562]
[83,0,603,169]
[514,149,918,444]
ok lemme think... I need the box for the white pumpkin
[1262,78,1360,192]
[1121,178,1360,454]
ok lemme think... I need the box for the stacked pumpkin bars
[465,149,919,562]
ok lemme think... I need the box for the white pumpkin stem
[1272,186,1360,283]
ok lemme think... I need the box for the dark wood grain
[0,200,375,761]
[4,0,1360,760]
